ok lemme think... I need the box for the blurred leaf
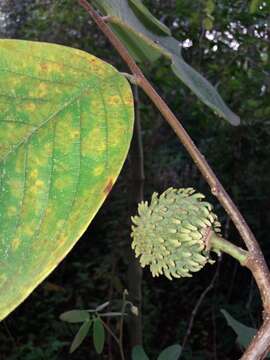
[249,0,263,13]
[128,0,171,36]
[70,320,92,353]
[157,344,182,360]
[100,312,126,317]
[221,309,270,357]
[96,301,110,312]
[203,17,213,30]
[93,317,105,354]
[90,0,240,125]
[60,310,90,323]
[205,0,215,14]
[132,345,150,360]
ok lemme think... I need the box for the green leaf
[171,55,240,125]
[205,0,215,15]
[221,309,270,357]
[128,0,171,36]
[203,17,214,31]
[93,317,105,354]
[91,0,240,125]
[157,344,182,360]
[96,301,110,312]
[132,345,150,360]
[100,312,125,317]
[110,21,163,63]
[249,0,263,13]
[70,320,92,354]
[0,39,134,321]
[60,310,90,323]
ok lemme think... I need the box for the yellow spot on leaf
[58,235,68,247]
[44,143,53,156]
[108,95,121,105]
[7,206,17,216]
[24,226,34,237]
[39,62,62,73]
[8,180,22,198]
[11,238,21,251]
[123,94,133,106]
[0,274,7,287]
[93,166,104,176]
[56,220,65,229]
[30,179,45,193]
[54,178,66,191]
[30,83,48,98]
[25,102,36,112]
[30,169,38,179]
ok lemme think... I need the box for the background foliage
[0,0,269,359]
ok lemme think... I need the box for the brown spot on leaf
[103,178,114,195]
[40,63,48,71]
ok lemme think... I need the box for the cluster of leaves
[60,305,109,355]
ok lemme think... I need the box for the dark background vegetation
[0,0,269,359]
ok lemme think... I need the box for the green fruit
[131,188,221,279]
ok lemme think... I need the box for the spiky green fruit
[131,188,221,280]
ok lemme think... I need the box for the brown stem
[77,0,270,356]
[240,317,270,360]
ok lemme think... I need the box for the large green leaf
[90,0,240,125]
[0,39,134,320]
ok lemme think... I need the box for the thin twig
[212,305,218,360]
[107,258,117,360]
[101,319,126,360]
[182,256,221,351]
[2,321,16,348]
[119,291,127,352]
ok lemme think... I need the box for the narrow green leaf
[249,0,262,13]
[93,318,105,354]
[60,310,90,323]
[205,0,215,15]
[0,39,134,320]
[100,312,125,317]
[96,301,110,312]
[221,309,270,357]
[128,0,171,36]
[70,320,92,354]
[171,55,240,125]
[157,345,182,360]
[132,345,150,360]
[91,0,240,125]
[110,21,164,63]
[203,17,214,31]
